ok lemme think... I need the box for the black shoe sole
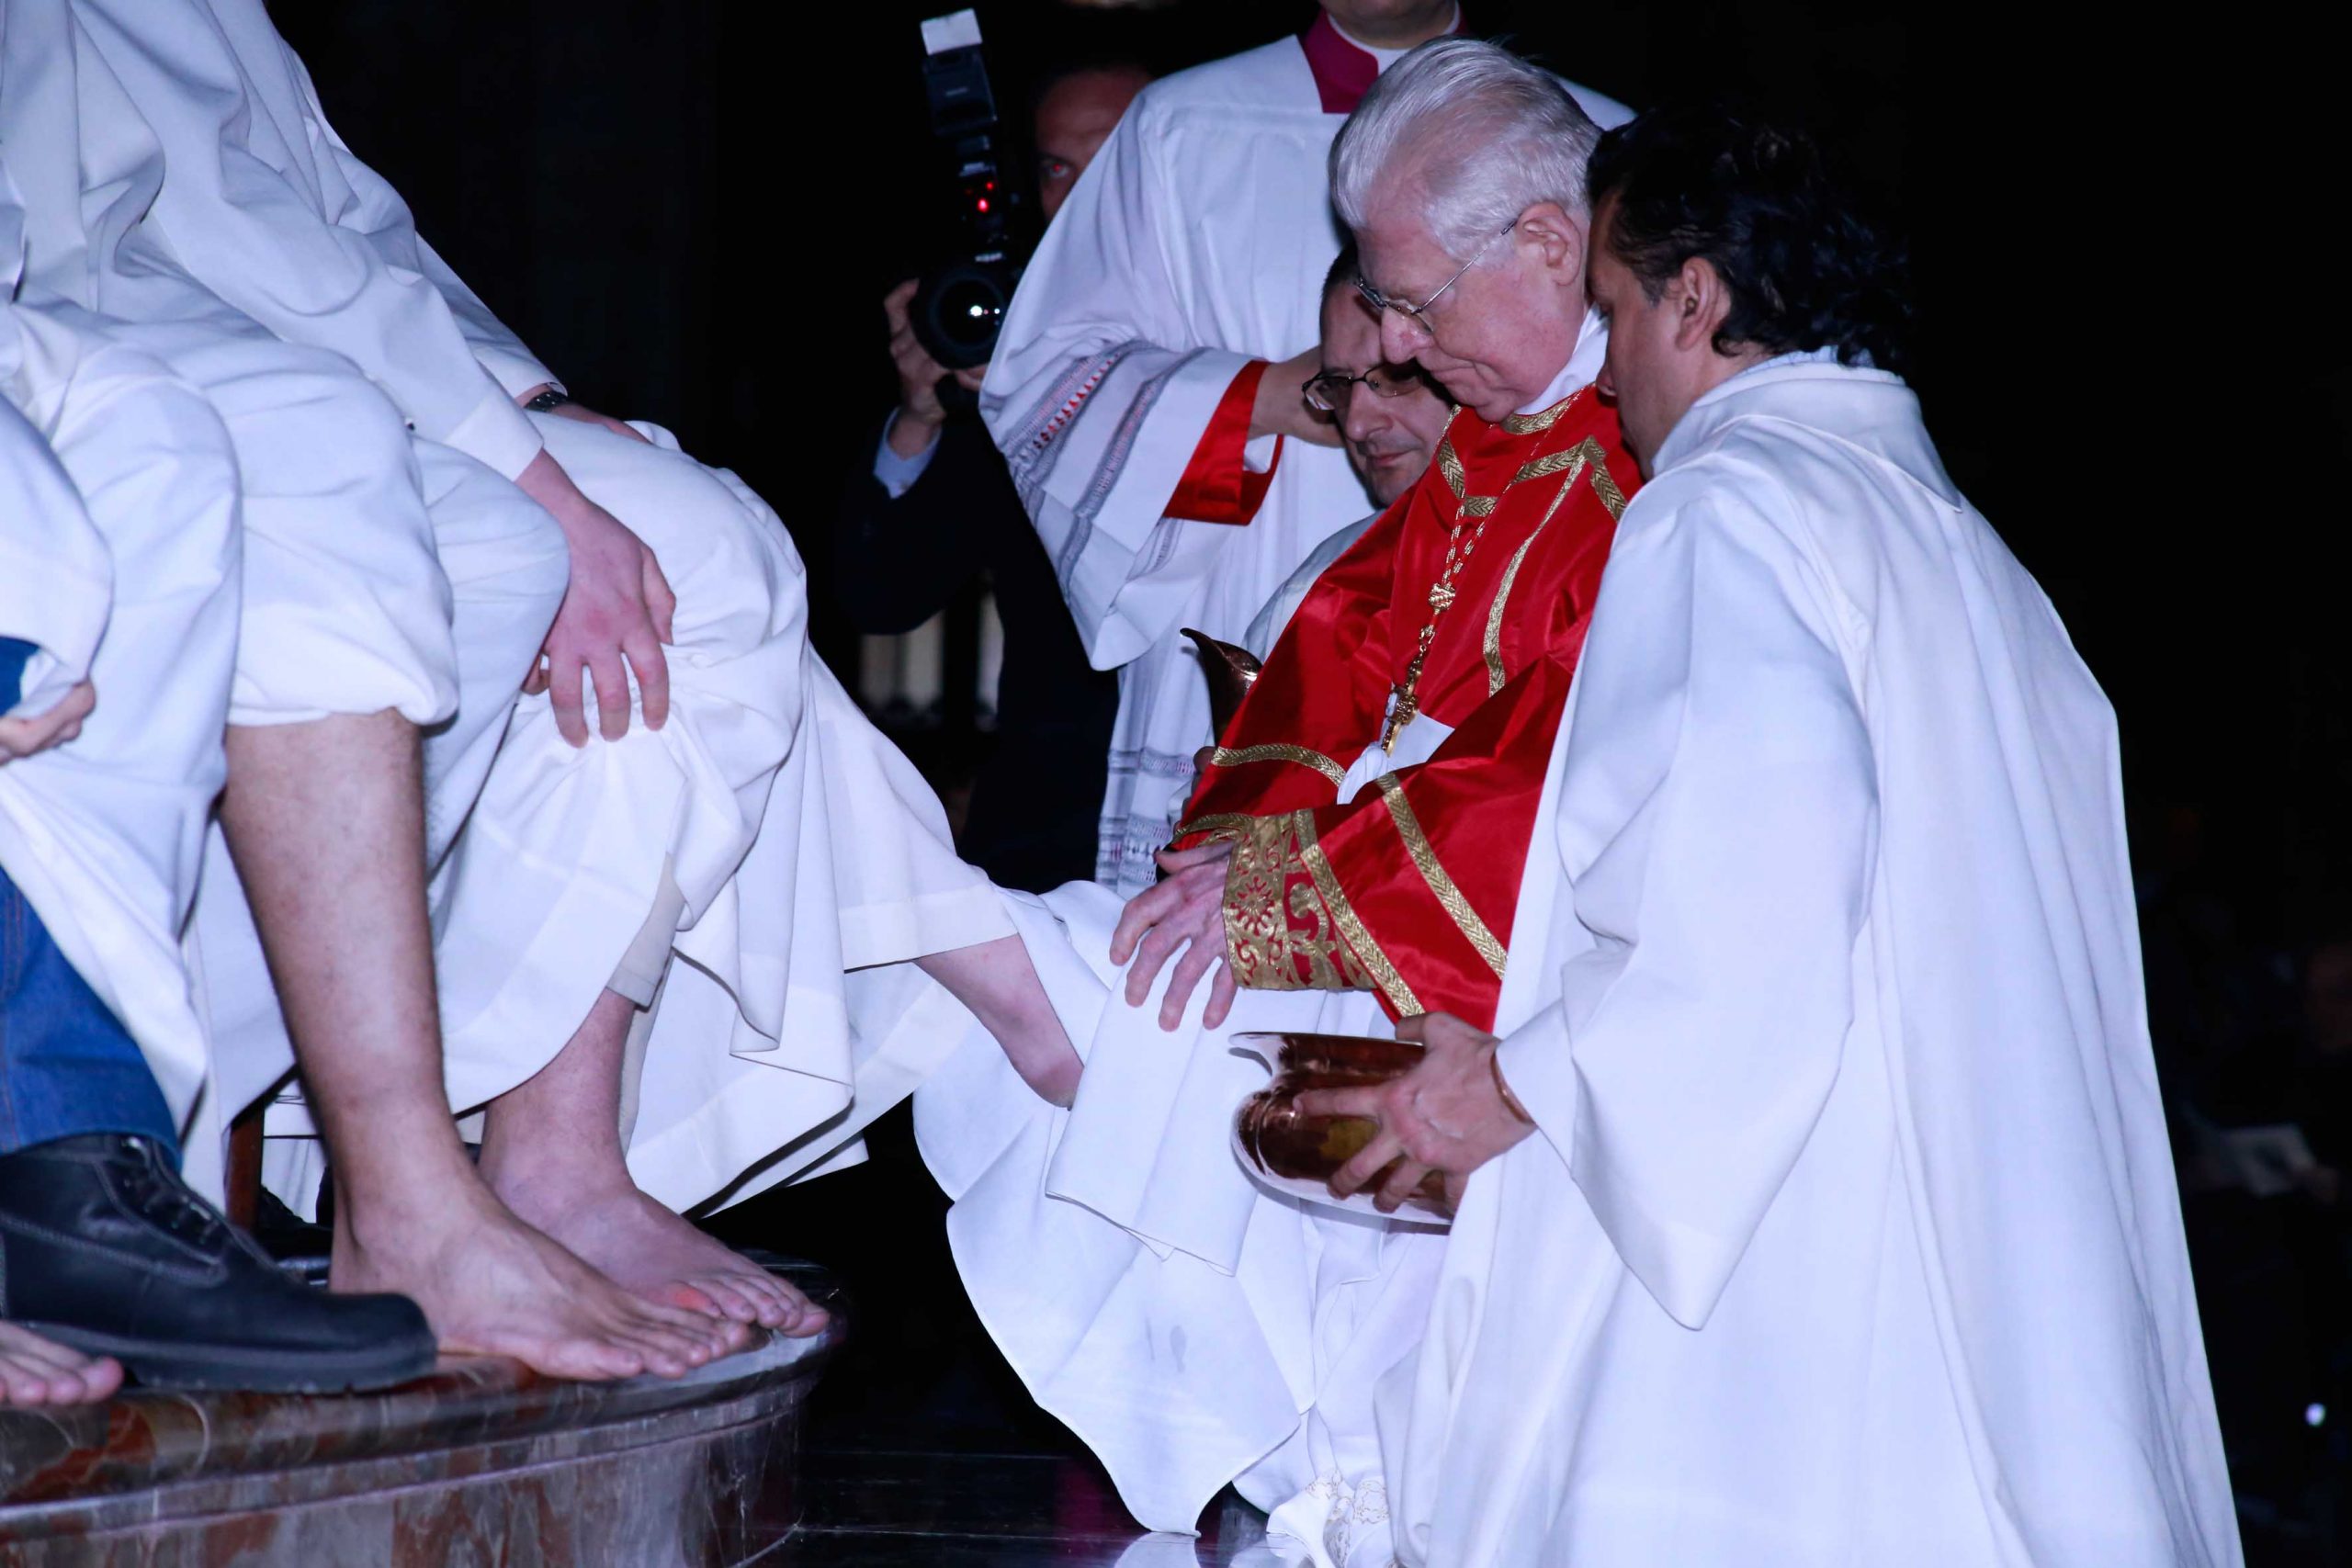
[19,1322,437,1394]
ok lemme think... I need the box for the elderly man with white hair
[985,3,1626,900]
[903,40,1637,1568]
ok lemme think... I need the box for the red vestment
[1170,384,1637,1029]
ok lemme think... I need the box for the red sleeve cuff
[1166,360,1284,525]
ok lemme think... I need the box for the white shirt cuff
[442,381,545,481]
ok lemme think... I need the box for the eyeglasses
[1352,220,1516,339]
[1302,362,1438,414]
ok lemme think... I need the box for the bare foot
[333,1180,750,1382]
[492,1175,826,1337]
[0,1321,123,1406]
[919,935,1083,1108]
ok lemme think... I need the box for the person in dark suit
[833,58,1149,893]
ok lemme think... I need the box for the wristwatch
[525,386,572,413]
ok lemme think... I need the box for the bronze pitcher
[1182,626,1261,738]
[1230,1032,1452,1221]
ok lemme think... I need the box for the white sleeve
[285,46,561,405]
[979,97,1254,670]
[78,5,542,479]
[1495,482,1875,1330]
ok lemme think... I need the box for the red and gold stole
[1170,385,1637,1030]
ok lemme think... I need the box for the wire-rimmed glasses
[1352,220,1516,339]
[1302,362,1437,414]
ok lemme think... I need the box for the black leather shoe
[0,1134,435,1393]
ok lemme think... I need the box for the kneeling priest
[1330,107,2239,1567]
[909,41,1637,1568]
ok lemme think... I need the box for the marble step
[0,1265,842,1567]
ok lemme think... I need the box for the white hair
[1329,38,1601,261]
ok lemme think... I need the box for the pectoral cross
[1380,687,1418,753]
[1382,644,1433,752]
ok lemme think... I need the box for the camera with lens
[910,9,1030,377]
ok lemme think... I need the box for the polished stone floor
[789,1450,1270,1565]
[718,1107,1280,1565]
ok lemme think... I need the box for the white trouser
[0,304,241,1128]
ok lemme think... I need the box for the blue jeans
[0,867,178,1157]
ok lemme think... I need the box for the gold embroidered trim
[1588,458,1629,520]
[1210,743,1348,787]
[1295,812,1421,1015]
[1171,812,1255,844]
[1223,813,1373,994]
[1374,773,1507,980]
[1511,447,1583,486]
[1483,439,1597,694]
[1498,384,1587,434]
[1434,432,1466,500]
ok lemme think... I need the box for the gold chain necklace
[1379,402,1571,752]
[1380,503,1492,751]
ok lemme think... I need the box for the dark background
[277,1,2346,1554]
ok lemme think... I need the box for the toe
[690,1273,763,1325]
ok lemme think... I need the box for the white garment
[69,0,544,481]
[0,300,238,1129]
[1381,360,2238,1566]
[983,35,1627,897]
[907,704,1462,1568]
[47,0,1010,1206]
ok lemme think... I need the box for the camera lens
[913,257,1016,369]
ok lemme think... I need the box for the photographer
[833,57,1148,893]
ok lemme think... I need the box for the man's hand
[0,681,96,764]
[514,384,652,446]
[514,450,675,747]
[1251,344,1343,449]
[1295,1011,1536,1213]
[884,280,987,457]
[1109,840,1238,1031]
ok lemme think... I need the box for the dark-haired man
[1317,107,2241,1565]
[1241,244,1453,655]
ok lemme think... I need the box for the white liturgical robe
[59,0,1012,1208]
[983,19,1627,896]
[1381,357,2238,1567]
[0,299,241,1134]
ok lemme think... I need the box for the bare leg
[918,935,1081,1107]
[220,711,746,1380]
[0,1323,122,1406]
[478,987,826,1336]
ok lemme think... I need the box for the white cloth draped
[0,299,240,1130]
[902,708,1460,1568]
[1381,360,2239,1567]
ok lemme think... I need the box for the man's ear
[1520,201,1586,285]
[1673,255,1734,353]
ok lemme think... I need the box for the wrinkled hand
[884,280,987,454]
[1252,344,1343,449]
[1295,1011,1535,1213]
[514,450,675,747]
[1109,840,1238,1031]
[0,681,95,763]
